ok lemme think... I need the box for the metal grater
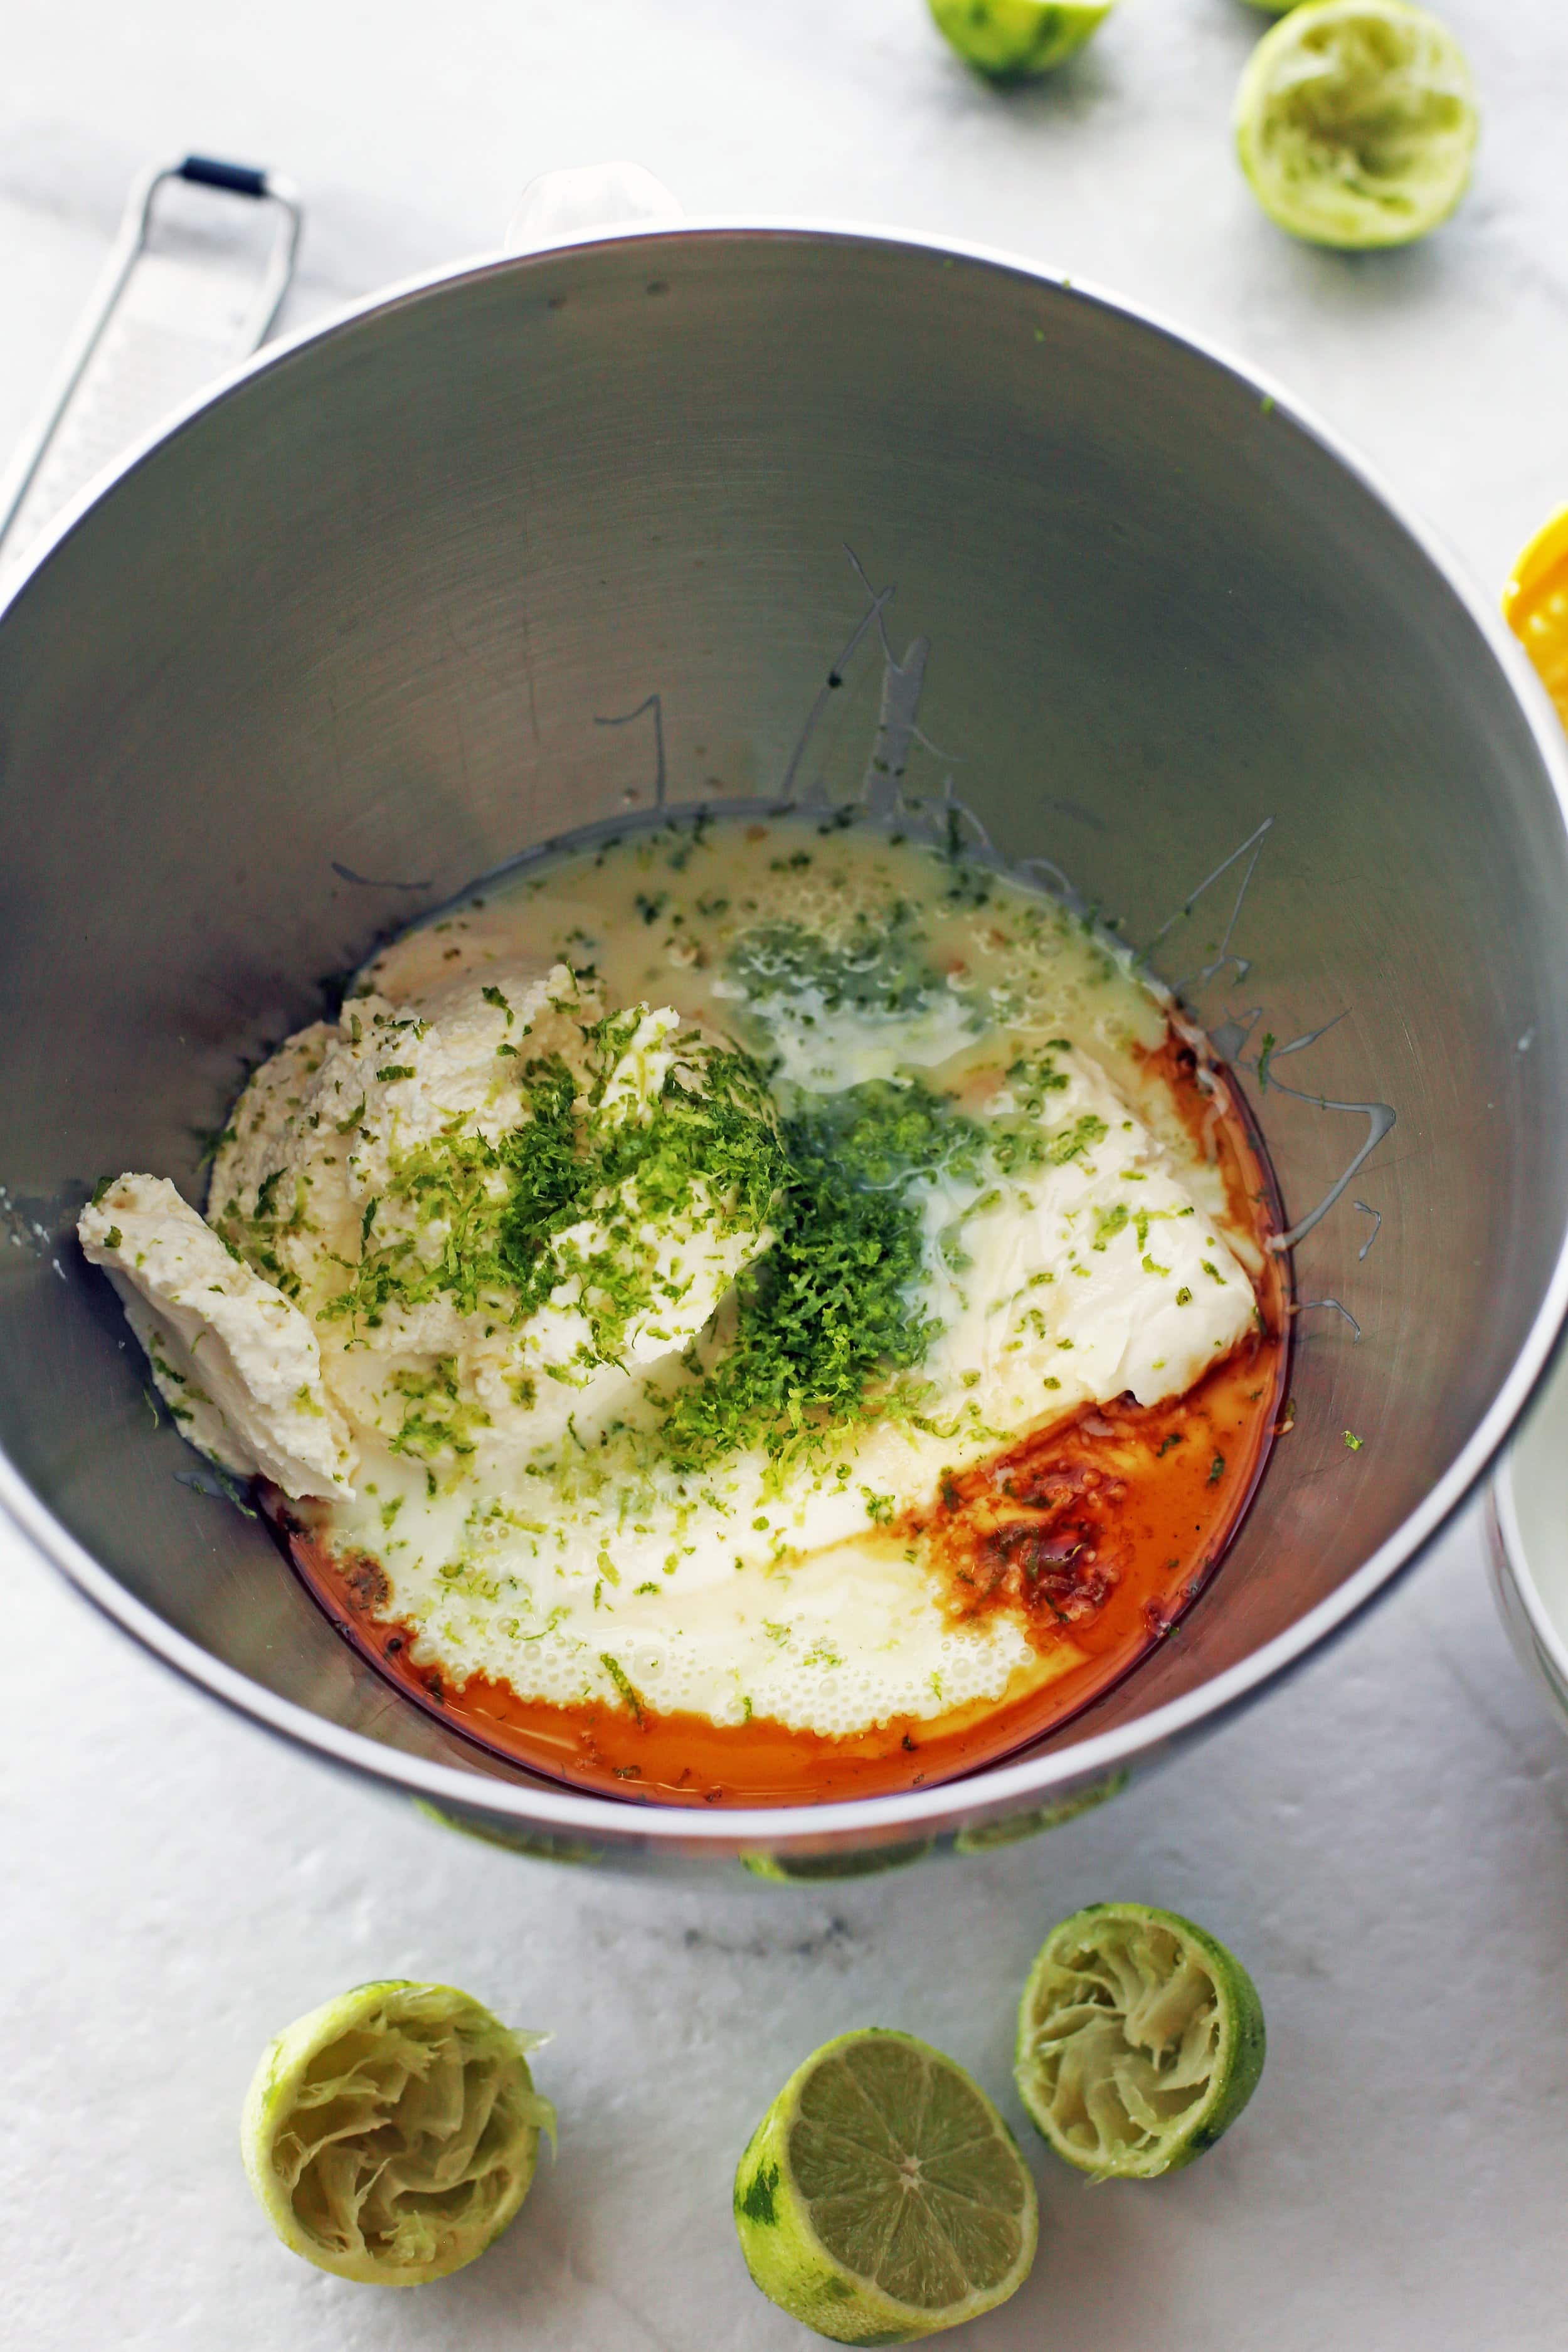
[0,154,302,572]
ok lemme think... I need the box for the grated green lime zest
[655,1081,981,1476]
[270,1022,786,1370]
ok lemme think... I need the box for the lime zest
[656,1079,980,1477]
[600,1650,647,1724]
[304,1025,783,1360]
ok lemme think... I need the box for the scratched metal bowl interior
[3,226,1567,1874]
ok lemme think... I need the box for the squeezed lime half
[1014,1902,1265,2179]
[1234,0,1478,249]
[241,1979,555,2284]
[734,2027,1037,2341]
[928,0,1115,82]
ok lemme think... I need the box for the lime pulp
[240,1979,554,2285]
[1234,0,1479,250]
[1014,1902,1265,2179]
[734,2027,1038,2341]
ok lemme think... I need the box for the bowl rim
[6,214,1568,1849]
[1490,1346,1568,1708]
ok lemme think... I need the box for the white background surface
[5,3,1568,2345]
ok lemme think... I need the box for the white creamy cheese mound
[914,1044,1253,1431]
[201,963,780,1471]
[302,1034,1253,1738]
[78,1175,354,1498]
[80,820,1267,1742]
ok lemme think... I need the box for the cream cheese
[203,961,780,1468]
[80,816,1262,1739]
[79,1174,354,1498]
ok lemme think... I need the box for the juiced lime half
[1504,506,1568,733]
[241,1979,555,2284]
[928,0,1115,82]
[1234,0,1479,250]
[734,2028,1037,2342]
[1015,1902,1264,2179]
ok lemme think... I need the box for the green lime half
[928,0,1115,82]
[241,1979,556,2284]
[1235,0,1479,250]
[1014,1902,1264,2180]
[734,2028,1037,2342]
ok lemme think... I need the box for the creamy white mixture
[80,818,1258,1738]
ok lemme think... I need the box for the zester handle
[0,156,303,573]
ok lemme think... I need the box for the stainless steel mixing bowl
[3,222,1567,1874]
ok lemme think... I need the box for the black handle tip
[179,154,269,199]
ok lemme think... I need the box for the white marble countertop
[6,3,1568,2345]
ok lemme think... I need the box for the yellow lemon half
[1504,507,1568,733]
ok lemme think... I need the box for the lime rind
[734,2028,1038,2342]
[928,0,1114,83]
[1014,1903,1265,2180]
[1234,0,1479,251]
[241,1979,555,2284]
